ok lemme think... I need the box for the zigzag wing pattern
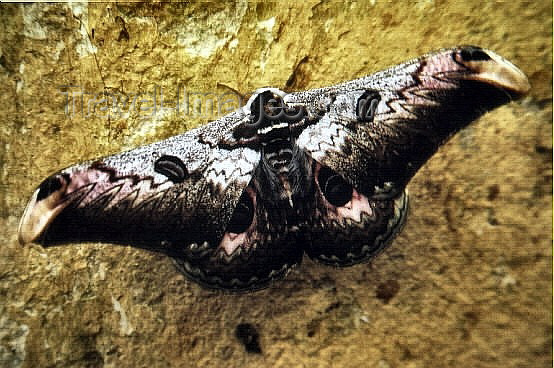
[19,47,529,291]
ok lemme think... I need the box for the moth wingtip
[454,47,531,97]
[18,188,42,245]
[18,174,71,245]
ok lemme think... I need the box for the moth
[19,46,530,291]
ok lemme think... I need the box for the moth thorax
[262,137,294,173]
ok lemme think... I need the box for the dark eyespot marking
[318,166,353,207]
[356,90,380,122]
[460,46,491,62]
[154,155,188,183]
[324,175,353,207]
[36,174,69,201]
[226,191,254,234]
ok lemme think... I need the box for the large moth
[19,47,530,291]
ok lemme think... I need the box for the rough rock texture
[1,2,551,367]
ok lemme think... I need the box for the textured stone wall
[1,2,551,367]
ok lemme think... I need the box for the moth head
[233,88,306,142]
[243,88,288,120]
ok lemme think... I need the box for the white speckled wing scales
[18,109,305,291]
[18,114,255,245]
[18,47,530,291]
[287,47,529,265]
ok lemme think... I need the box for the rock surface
[1,2,551,367]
